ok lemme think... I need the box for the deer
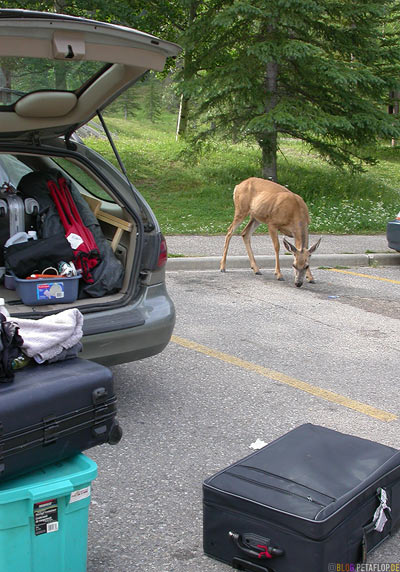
[220,177,321,287]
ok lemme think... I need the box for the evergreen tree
[143,73,163,123]
[191,0,400,180]
[107,85,141,120]
[126,0,228,138]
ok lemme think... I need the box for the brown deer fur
[220,177,321,287]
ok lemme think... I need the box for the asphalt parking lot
[87,257,400,572]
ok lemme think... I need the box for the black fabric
[4,233,74,278]
[0,314,24,383]
[18,169,124,297]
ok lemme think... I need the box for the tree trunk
[260,134,277,180]
[0,66,12,105]
[389,90,400,147]
[54,0,68,90]
[260,58,279,181]
[176,94,183,140]
[55,66,67,90]
[176,1,198,140]
[54,0,67,12]
[176,92,190,138]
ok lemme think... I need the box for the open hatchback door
[0,9,180,139]
[0,10,181,365]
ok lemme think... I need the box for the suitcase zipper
[203,499,316,539]
[225,470,330,508]
[240,466,336,503]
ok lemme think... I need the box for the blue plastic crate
[13,273,80,305]
[0,454,97,572]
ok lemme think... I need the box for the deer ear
[308,237,321,254]
[283,238,297,253]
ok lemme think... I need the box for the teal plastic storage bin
[0,454,97,572]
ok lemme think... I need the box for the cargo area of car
[0,151,138,316]
[0,10,176,364]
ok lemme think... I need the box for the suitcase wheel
[232,556,274,572]
[108,421,123,445]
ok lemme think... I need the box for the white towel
[13,308,83,363]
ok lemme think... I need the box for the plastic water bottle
[11,354,31,370]
[0,297,10,319]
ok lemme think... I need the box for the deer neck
[294,224,309,251]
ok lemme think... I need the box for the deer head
[283,237,321,287]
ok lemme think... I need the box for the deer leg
[241,218,261,274]
[306,268,316,283]
[269,226,284,280]
[220,215,246,272]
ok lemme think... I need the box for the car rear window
[0,154,32,187]
[0,57,108,107]
[52,157,112,202]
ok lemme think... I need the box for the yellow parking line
[171,335,397,423]
[326,268,400,284]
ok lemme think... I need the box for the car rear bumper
[80,282,175,366]
[387,220,400,252]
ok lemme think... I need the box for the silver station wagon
[0,9,180,365]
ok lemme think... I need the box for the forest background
[3,0,400,235]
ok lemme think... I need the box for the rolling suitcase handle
[229,532,284,560]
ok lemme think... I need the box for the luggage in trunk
[0,188,39,266]
[0,358,122,481]
[18,169,124,297]
[203,424,400,571]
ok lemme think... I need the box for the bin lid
[0,453,97,503]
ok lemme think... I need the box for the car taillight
[396,212,400,220]
[157,236,168,268]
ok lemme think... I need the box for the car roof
[0,10,181,141]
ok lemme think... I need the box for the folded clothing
[12,308,83,363]
[46,342,82,364]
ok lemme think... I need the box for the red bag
[47,177,100,283]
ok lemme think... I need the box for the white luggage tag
[372,487,391,533]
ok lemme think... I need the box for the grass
[83,111,400,235]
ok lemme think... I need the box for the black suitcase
[0,358,122,481]
[203,424,400,571]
